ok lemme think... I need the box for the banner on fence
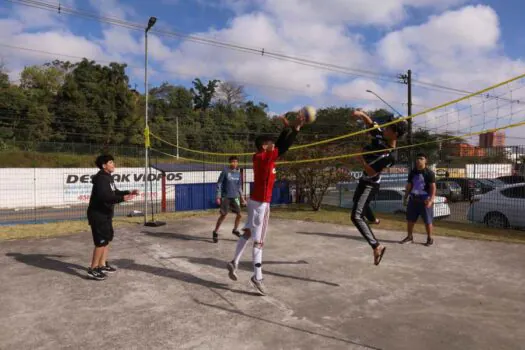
[0,168,253,209]
[465,164,513,179]
[435,168,466,178]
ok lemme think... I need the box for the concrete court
[0,216,524,350]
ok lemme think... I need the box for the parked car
[436,181,462,202]
[496,175,525,185]
[484,178,506,187]
[369,187,451,219]
[476,179,498,194]
[467,183,525,228]
[437,178,481,201]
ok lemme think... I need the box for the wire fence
[1,141,524,230]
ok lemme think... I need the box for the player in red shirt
[226,114,306,295]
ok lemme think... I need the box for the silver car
[467,183,525,228]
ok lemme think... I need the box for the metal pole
[144,28,149,225]
[407,69,413,167]
[176,116,179,159]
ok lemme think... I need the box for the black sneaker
[232,229,241,238]
[87,267,106,281]
[100,262,117,273]
[424,238,434,247]
[212,231,219,243]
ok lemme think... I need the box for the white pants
[243,199,270,244]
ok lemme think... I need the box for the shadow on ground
[5,253,86,279]
[164,256,340,287]
[113,258,259,296]
[295,231,401,244]
[194,298,381,350]
[142,230,237,243]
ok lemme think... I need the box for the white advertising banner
[0,168,254,209]
[466,164,513,179]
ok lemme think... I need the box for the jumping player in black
[351,110,407,265]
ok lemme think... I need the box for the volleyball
[301,106,317,124]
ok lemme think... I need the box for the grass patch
[2,205,524,244]
[0,211,215,241]
[270,204,525,244]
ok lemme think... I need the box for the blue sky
[1,0,524,142]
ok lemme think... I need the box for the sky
[1,0,525,144]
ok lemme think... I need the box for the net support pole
[176,116,179,160]
[161,172,167,213]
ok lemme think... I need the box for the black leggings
[351,180,380,249]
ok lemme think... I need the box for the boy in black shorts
[351,110,407,265]
[87,155,137,280]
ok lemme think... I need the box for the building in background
[479,132,506,148]
[450,143,486,157]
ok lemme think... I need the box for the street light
[366,90,405,164]
[143,16,165,227]
[365,90,403,117]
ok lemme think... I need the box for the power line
[0,43,412,106]
[5,0,502,98]
[5,0,400,83]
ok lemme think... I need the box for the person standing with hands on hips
[213,156,246,243]
[87,155,138,280]
[400,153,436,246]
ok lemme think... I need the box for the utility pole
[176,116,179,159]
[399,69,413,167]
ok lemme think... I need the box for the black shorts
[90,219,114,247]
[220,198,241,216]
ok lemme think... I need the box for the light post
[144,17,165,227]
[365,90,403,117]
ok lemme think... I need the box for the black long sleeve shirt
[87,170,130,222]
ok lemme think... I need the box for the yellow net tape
[150,118,525,166]
[149,72,525,156]
[144,126,151,148]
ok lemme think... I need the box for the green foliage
[190,78,220,111]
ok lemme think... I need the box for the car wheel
[484,212,509,228]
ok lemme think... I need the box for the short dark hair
[254,135,272,150]
[229,156,239,162]
[416,153,427,159]
[386,117,408,138]
[95,154,114,169]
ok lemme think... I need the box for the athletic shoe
[100,262,117,273]
[226,261,238,281]
[212,231,219,243]
[399,236,414,244]
[250,276,267,296]
[232,229,241,238]
[424,238,434,247]
[87,267,106,281]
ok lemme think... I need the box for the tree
[53,59,136,144]
[278,110,361,211]
[0,58,9,88]
[190,78,220,111]
[215,81,246,107]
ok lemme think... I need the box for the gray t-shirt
[216,168,243,199]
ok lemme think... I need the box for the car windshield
[447,182,461,189]
[479,179,495,186]
[490,179,506,186]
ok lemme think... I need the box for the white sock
[233,237,249,266]
[253,245,263,280]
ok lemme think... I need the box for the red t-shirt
[250,149,279,203]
